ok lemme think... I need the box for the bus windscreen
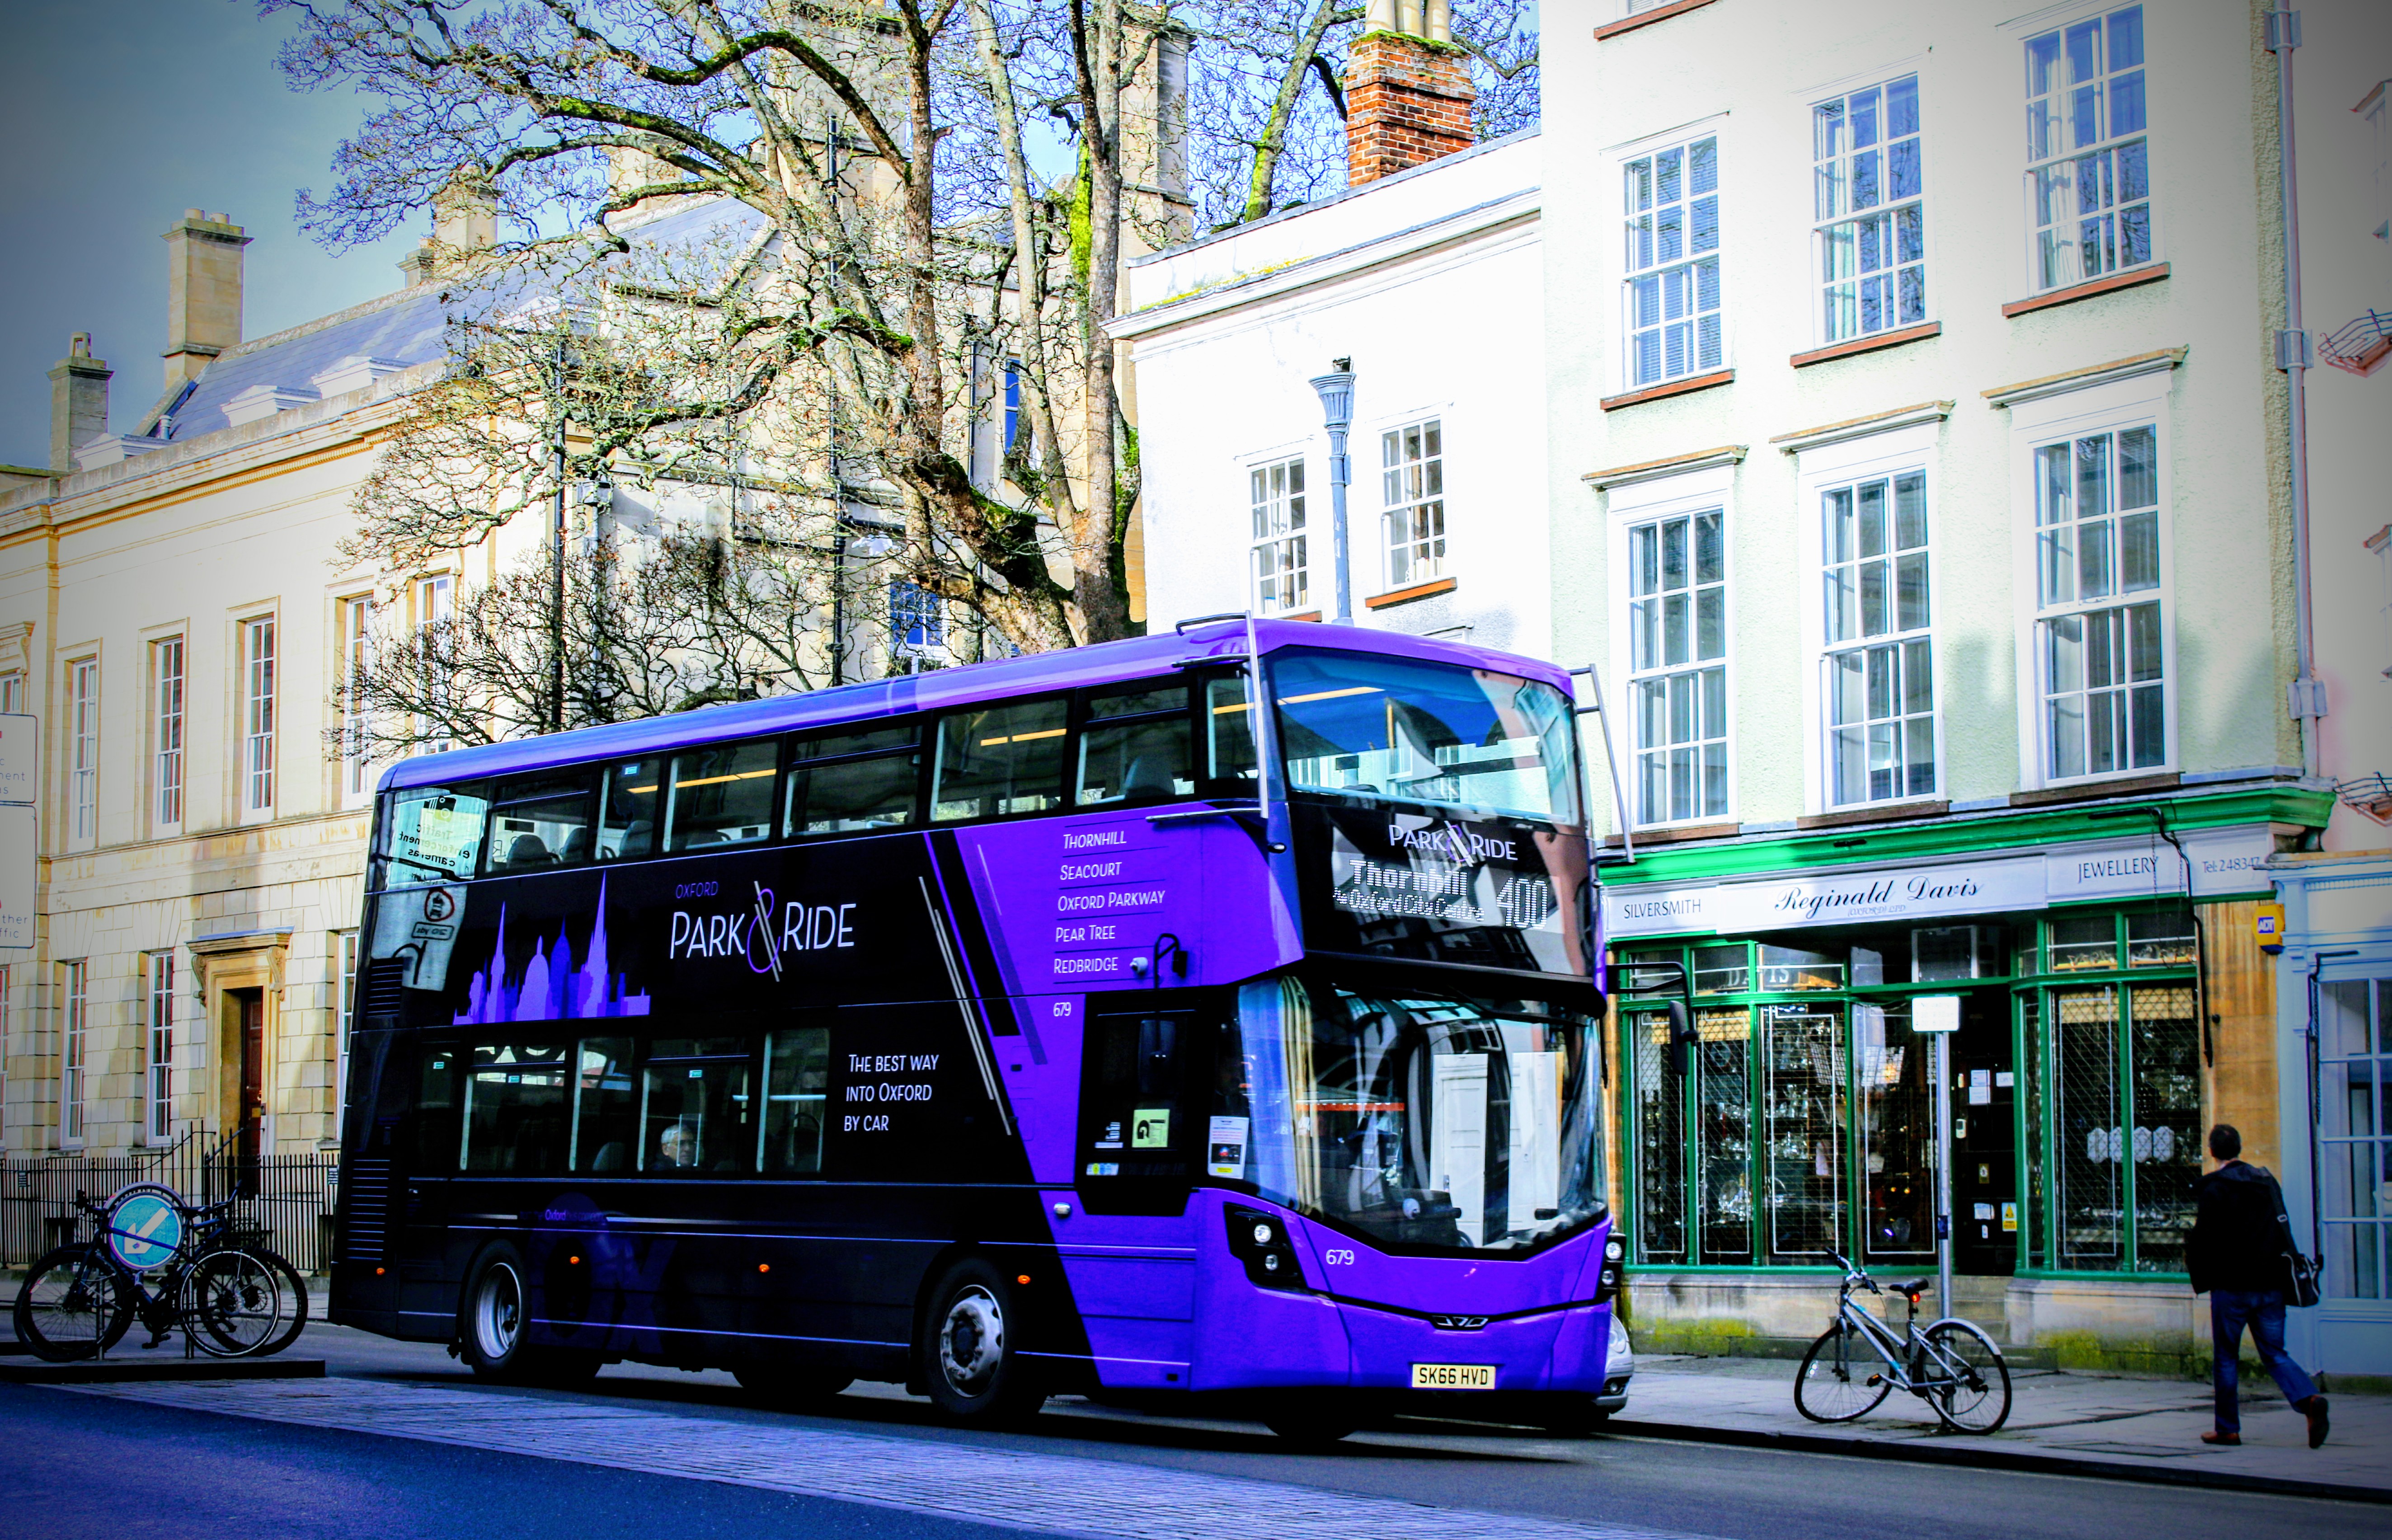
[1223,978,1603,1255]
[1271,651,1580,826]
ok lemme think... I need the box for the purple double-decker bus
[330,617,1617,1440]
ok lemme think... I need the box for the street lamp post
[1308,359,1357,624]
[551,337,568,733]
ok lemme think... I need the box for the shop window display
[1618,906,2199,1276]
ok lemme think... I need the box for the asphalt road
[4,1324,2380,1540]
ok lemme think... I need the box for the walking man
[2187,1124,2329,1448]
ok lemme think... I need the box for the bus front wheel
[460,1242,602,1386]
[919,1258,1045,1424]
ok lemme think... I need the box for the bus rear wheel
[460,1242,602,1386]
[919,1258,1044,1424]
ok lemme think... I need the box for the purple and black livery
[330,619,1619,1436]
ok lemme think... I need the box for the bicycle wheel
[181,1249,283,1357]
[13,1245,133,1362]
[244,1248,310,1357]
[1794,1322,1891,1423]
[1922,1320,2011,1434]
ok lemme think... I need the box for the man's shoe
[2201,1430,2241,1446]
[2303,1396,2330,1449]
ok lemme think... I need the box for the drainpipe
[2270,10,2325,779]
[1309,360,1357,624]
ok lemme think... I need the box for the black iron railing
[1,1126,338,1272]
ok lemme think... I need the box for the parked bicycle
[12,1183,308,1362]
[1793,1251,2011,1433]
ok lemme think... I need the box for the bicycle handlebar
[1824,1249,1882,1293]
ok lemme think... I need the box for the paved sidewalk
[1612,1353,2388,1500]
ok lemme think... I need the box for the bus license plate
[1411,1363,1495,1390]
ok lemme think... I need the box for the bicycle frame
[1822,1259,1983,1399]
[75,1193,257,1350]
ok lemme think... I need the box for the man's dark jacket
[2187,1160,2293,1295]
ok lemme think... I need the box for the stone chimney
[1345,0,1477,187]
[49,334,111,473]
[162,210,249,389]
[400,174,499,288]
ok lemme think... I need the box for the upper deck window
[597,759,662,862]
[378,785,490,887]
[663,739,780,851]
[1076,682,1194,808]
[933,698,1068,822]
[787,722,922,836]
[1272,650,1581,826]
[485,771,595,875]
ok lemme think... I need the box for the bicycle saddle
[1893,1278,1931,1300]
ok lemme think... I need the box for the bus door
[400,1039,465,1331]
[1064,993,1222,1383]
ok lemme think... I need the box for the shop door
[1953,989,2017,1274]
[236,989,265,1168]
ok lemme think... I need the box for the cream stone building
[0,207,489,1161]
[0,133,1186,1167]
[1125,0,2389,1372]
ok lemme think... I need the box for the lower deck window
[642,1042,753,1172]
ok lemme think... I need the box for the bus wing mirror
[1666,1000,1694,1075]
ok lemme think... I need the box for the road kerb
[1597,1416,2389,1506]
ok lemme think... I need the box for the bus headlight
[1226,1205,1306,1292]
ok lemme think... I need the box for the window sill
[1603,820,1738,847]
[2002,263,2170,319]
[1600,369,1734,412]
[1363,577,1457,610]
[1790,322,1941,369]
[1795,799,1950,831]
[1593,0,1719,41]
[1267,609,1324,623]
[2008,771,2180,808]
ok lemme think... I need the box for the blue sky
[0,0,420,469]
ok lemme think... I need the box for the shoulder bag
[2265,1170,2323,1308]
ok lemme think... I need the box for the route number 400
[1324,1249,1356,1266]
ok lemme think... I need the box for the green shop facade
[1598,782,2330,1369]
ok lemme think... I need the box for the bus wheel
[460,1242,600,1386]
[920,1258,1045,1424]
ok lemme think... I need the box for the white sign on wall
[2043,825,2278,901]
[0,803,33,949]
[1706,857,2048,935]
[0,713,33,804]
[1598,825,2279,942]
[2180,825,2276,896]
[1604,882,1717,938]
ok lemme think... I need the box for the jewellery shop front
[1600,789,2325,1371]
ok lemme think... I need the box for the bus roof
[377,617,1577,792]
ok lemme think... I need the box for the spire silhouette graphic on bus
[452,876,652,1024]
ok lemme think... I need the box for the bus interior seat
[601,821,652,861]
[503,833,553,868]
[591,1141,627,1171]
[555,826,592,864]
[1122,756,1175,800]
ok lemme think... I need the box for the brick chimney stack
[1345,0,1477,188]
[49,334,112,474]
[162,210,249,390]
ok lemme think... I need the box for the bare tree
[1180,0,1539,229]
[273,0,1189,668]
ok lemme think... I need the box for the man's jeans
[2211,1289,2319,1433]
